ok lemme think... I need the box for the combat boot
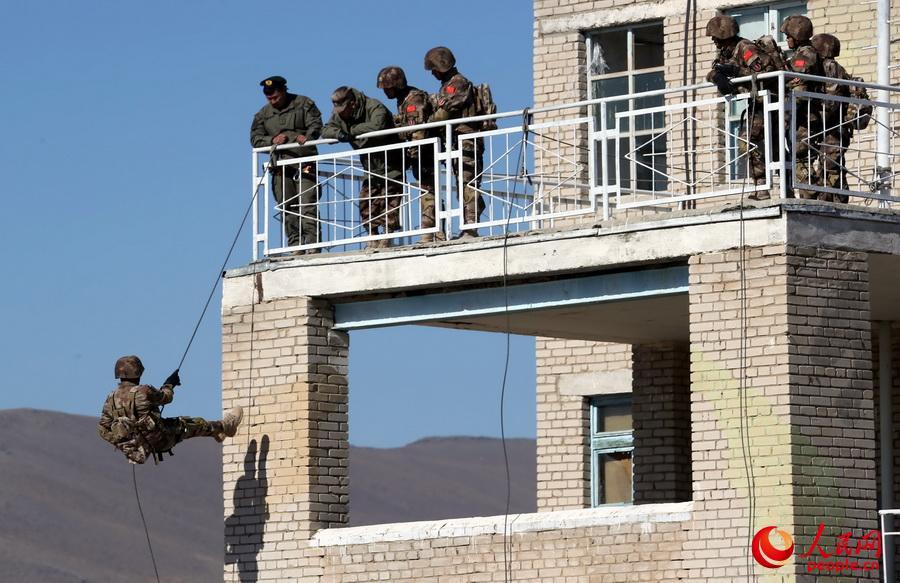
[216,407,244,442]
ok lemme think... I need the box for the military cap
[260,75,287,95]
[331,86,356,114]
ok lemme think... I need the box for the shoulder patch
[446,85,456,94]
[793,58,806,68]
[406,105,417,112]
[742,49,756,61]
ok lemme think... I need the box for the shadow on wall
[224,435,270,583]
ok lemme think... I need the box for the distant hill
[0,409,535,582]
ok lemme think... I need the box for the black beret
[260,76,287,91]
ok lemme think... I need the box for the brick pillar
[686,245,877,580]
[222,295,348,582]
[632,341,692,504]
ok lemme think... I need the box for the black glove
[164,369,181,387]
[711,68,736,96]
[337,130,351,143]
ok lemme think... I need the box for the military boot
[215,407,244,442]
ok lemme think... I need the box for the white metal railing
[251,71,900,259]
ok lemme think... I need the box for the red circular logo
[752,526,795,569]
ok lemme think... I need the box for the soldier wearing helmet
[98,356,244,464]
[810,33,871,203]
[250,76,323,252]
[321,86,405,248]
[424,46,485,236]
[780,15,825,198]
[706,15,785,190]
[377,66,444,243]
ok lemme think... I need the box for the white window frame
[585,22,667,194]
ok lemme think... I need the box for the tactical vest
[105,387,159,464]
[475,84,498,131]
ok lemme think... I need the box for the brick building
[223,1,900,581]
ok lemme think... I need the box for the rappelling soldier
[376,66,444,243]
[706,15,785,195]
[98,356,243,464]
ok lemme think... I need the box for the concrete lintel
[333,266,687,330]
[538,0,764,35]
[310,502,693,547]
[786,203,900,255]
[559,370,633,396]
[222,206,785,309]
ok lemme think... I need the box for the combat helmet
[115,355,144,380]
[424,46,456,74]
[706,15,739,40]
[811,33,840,58]
[781,15,814,42]
[377,66,408,90]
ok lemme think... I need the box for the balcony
[250,71,900,260]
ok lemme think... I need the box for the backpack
[104,387,158,464]
[754,35,788,73]
[475,83,498,131]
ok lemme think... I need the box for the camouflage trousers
[454,140,484,225]
[791,115,823,199]
[407,149,438,229]
[273,168,319,247]
[737,102,775,183]
[147,416,223,453]
[818,127,852,203]
[359,178,404,236]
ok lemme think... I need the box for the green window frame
[590,395,634,507]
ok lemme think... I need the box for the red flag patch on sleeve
[793,59,806,67]
[406,105,417,112]
[742,49,755,61]
[446,85,457,94]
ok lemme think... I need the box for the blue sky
[0,1,536,447]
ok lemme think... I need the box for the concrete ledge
[310,502,693,547]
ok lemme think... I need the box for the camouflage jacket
[97,381,174,446]
[820,57,871,127]
[786,44,824,94]
[250,93,322,160]
[707,38,782,94]
[321,88,404,179]
[394,86,434,141]
[432,70,479,133]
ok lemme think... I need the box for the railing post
[778,73,788,200]
[599,101,610,221]
[252,151,260,261]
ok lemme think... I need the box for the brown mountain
[0,409,535,582]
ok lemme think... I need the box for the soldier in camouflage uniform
[377,66,445,243]
[250,76,323,251]
[706,15,785,196]
[321,87,405,248]
[425,46,484,236]
[98,356,243,464]
[811,33,872,203]
[781,15,825,198]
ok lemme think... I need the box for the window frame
[589,395,634,507]
[585,21,667,195]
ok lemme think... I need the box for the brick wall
[222,295,348,582]
[536,338,632,510]
[313,506,690,582]
[632,341,692,504]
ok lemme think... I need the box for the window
[586,22,667,193]
[725,2,808,178]
[590,395,633,506]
